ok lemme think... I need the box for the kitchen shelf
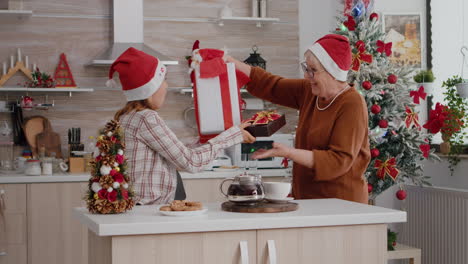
[0,10,33,17]
[217,16,280,27]
[0,87,94,97]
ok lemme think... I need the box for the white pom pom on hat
[106,47,167,101]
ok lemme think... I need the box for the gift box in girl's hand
[245,110,286,137]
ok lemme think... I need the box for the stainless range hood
[89,0,178,66]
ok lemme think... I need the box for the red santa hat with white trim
[106,47,166,101]
[307,34,351,82]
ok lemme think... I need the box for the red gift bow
[343,15,356,31]
[410,86,427,104]
[374,157,400,181]
[351,41,373,71]
[405,106,421,130]
[248,111,281,125]
[376,40,392,56]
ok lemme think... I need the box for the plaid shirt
[119,109,243,205]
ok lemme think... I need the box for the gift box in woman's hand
[245,110,286,137]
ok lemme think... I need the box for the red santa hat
[307,34,351,82]
[106,47,166,101]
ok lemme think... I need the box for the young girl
[108,47,255,205]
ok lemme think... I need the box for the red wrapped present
[188,41,250,143]
[245,110,286,137]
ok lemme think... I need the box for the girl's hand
[251,142,292,159]
[239,121,255,143]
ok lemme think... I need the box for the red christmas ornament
[379,119,388,128]
[370,12,379,20]
[368,183,373,193]
[387,74,398,84]
[370,148,380,158]
[362,81,372,90]
[392,241,397,247]
[396,189,407,200]
[371,104,381,114]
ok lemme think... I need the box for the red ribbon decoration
[351,41,373,71]
[376,40,392,56]
[410,86,427,104]
[419,144,430,158]
[343,15,356,31]
[405,106,421,130]
[247,110,281,125]
[374,157,400,181]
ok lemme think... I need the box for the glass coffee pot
[220,174,265,204]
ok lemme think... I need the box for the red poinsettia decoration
[376,40,392,56]
[351,40,373,71]
[375,157,400,181]
[423,103,464,138]
[343,15,356,31]
[410,86,427,104]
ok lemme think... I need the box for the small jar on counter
[42,158,53,175]
[25,160,42,176]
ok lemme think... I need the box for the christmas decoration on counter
[85,120,135,214]
[0,48,33,87]
[245,110,286,137]
[187,40,250,143]
[334,0,438,201]
[54,53,77,88]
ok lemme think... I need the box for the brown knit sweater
[247,67,370,204]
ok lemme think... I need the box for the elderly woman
[226,34,370,203]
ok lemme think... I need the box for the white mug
[263,182,291,199]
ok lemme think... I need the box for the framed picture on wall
[382,13,425,68]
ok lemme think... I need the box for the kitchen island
[74,199,405,264]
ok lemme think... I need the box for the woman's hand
[239,121,255,143]
[223,55,252,77]
[251,142,292,160]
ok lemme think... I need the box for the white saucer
[265,197,294,204]
[212,167,239,172]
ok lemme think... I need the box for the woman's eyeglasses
[300,61,324,79]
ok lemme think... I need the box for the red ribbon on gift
[248,110,281,125]
[351,41,373,71]
[405,106,421,130]
[374,157,400,181]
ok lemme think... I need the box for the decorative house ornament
[244,45,266,70]
[54,53,77,88]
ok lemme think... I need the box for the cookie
[159,206,172,211]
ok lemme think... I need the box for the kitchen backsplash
[0,0,299,156]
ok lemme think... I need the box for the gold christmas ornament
[94,193,99,200]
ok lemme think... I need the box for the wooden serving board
[221,201,298,213]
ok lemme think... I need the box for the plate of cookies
[159,200,207,217]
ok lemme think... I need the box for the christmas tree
[85,120,135,214]
[334,0,439,200]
